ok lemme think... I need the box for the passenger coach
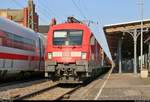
[0,17,45,78]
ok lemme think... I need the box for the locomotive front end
[45,22,91,83]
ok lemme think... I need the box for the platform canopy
[103,19,150,60]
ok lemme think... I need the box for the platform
[69,73,150,100]
[98,73,150,100]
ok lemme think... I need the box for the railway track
[17,84,81,100]
[0,79,57,101]
[0,77,45,88]
[0,79,81,101]
[56,85,81,100]
[15,83,59,100]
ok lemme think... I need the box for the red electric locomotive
[45,17,109,83]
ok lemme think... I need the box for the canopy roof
[103,19,150,59]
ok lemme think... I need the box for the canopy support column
[118,36,122,73]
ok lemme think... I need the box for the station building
[0,0,39,32]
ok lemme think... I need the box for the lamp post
[139,0,148,78]
[140,0,144,71]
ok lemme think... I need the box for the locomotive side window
[90,35,95,45]
[53,30,83,46]
[90,35,95,60]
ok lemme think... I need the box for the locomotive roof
[0,16,38,39]
[51,22,90,31]
[55,22,87,26]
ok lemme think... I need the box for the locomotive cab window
[53,31,67,45]
[53,30,83,46]
[69,31,82,45]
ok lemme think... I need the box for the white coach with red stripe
[0,17,45,76]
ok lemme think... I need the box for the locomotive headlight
[81,52,86,59]
[48,53,52,59]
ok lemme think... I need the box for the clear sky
[0,0,149,25]
[0,0,150,62]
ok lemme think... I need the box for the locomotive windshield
[53,30,82,45]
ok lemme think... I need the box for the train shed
[103,19,150,74]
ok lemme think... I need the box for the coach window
[14,35,22,43]
[0,30,4,46]
[22,37,34,51]
[0,37,2,46]
[5,32,13,48]
[13,34,23,49]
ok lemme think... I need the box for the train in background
[0,17,45,79]
[45,17,112,83]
